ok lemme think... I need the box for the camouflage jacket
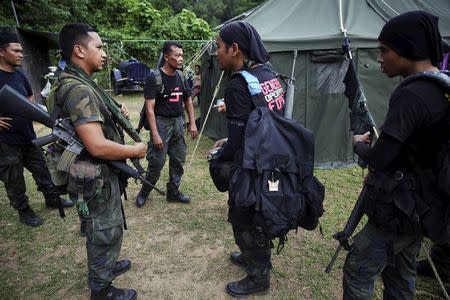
[47,64,124,230]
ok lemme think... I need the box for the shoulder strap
[235,70,265,108]
[50,80,80,121]
[152,68,164,94]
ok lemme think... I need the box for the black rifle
[0,84,165,196]
[325,184,366,273]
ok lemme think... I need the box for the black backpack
[401,71,450,243]
[137,68,186,132]
[229,71,325,248]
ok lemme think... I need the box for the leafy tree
[8,0,92,31]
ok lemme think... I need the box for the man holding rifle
[0,32,73,228]
[52,24,146,300]
[342,12,448,299]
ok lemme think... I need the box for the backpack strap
[234,70,265,109]
[152,68,164,95]
[50,80,80,121]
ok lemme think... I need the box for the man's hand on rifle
[120,102,130,119]
[0,117,12,130]
[133,142,147,159]
[352,131,371,146]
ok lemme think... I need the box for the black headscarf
[219,21,270,64]
[378,11,443,66]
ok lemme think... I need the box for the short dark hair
[59,23,96,61]
[162,41,183,55]
[0,32,19,49]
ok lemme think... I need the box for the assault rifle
[0,84,165,196]
[325,184,366,273]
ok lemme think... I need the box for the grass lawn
[0,93,445,299]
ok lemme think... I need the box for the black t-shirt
[220,64,286,162]
[225,64,285,121]
[143,69,191,118]
[357,79,448,171]
[0,69,35,144]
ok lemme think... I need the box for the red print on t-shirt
[168,87,183,102]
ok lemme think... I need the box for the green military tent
[199,0,450,167]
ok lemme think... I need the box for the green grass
[0,93,446,299]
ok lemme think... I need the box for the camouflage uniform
[52,65,124,292]
[142,115,186,195]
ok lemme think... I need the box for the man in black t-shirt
[0,32,73,227]
[342,12,449,299]
[210,22,285,297]
[135,41,198,206]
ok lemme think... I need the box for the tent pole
[10,1,20,27]
[185,70,225,173]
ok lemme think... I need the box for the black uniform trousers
[0,142,58,210]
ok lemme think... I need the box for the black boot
[112,259,131,277]
[90,286,137,300]
[135,189,150,207]
[45,196,74,209]
[166,190,191,203]
[18,206,43,227]
[230,251,247,267]
[226,275,270,297]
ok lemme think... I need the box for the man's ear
[73,44,85,59]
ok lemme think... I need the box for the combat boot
[135,189,150,207]
[166,190,191,203]
[226,275,270,297]
[45,196,74,209]
[112,259,131,277]
[90,286,137,300]
[230,251,247,267]
[18,206,43,227]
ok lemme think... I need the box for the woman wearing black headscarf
[210,21,286,297]
[343,11,448,299]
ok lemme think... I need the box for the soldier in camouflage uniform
[0,32,73,227]
[52,24,147,300]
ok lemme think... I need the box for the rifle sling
[50,82,79,122]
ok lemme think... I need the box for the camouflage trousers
[68,166,124,292]
[232,224,272,280]
[143,116,186,194]
[85,220,123,291]
[0,142,59,210]
[343,223,421,300]
[430,243,450,279]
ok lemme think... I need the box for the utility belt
[362,169,420,235]
[156,114,183,119]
